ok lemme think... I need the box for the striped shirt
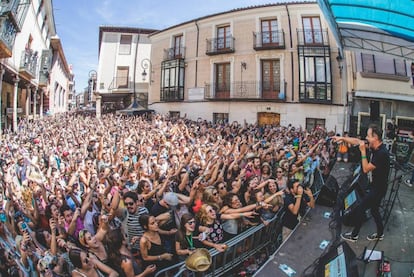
[125,206,149,250]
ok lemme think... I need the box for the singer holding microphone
[333,124,390,242]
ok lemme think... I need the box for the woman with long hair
[175,213,202,261]
[104,228,156,277]
[69,248,118,277]
[220,193,259,240]
[197,204,256,252]
[139,215,174,275]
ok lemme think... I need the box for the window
[173,35,183,58]
[362,53,407,76]
[261,19,279,45]
[217,25,231,50]
[169,111,180,119]
[306,118,326,132]
[161,59,185,101]
[116,66,129,88]
[261,60,281,99]
[299,48,332,102]
[119,35,132,55]
[215,63,231,99]
[302,17,322,45]
[213,113,229,125]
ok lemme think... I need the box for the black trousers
[351,189,385,236]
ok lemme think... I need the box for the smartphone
[21,222,28,232]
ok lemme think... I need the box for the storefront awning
[354,90,414,102]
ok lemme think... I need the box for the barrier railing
[155,168,326,277]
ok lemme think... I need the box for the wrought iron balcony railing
[206,36,235,55]
[204,81,286,101]
[297,28,329,46]
[19,49,38,79]
[163,46,185,60]
[0,0,30,31]
[0,15,17,58]
[253,30,285,50]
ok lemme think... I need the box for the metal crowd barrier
[155,168,326,277]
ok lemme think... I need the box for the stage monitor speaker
[314,241,359,277]
[370,100,380,121]
[316,176,339,207]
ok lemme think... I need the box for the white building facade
[0,0,72,132]
[96,26,157,114]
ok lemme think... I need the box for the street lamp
[141,58,152,82]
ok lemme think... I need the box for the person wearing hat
[150,192,181,253]
[260,162,272,181]
[185,248,212,272]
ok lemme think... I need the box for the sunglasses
[187,220,195,225]
[218,186,226,190]
[207,209,215,213]
[125,202,135,206]
[277,171,283,173]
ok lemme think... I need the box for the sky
[52,0,294,94]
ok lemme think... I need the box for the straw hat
[185,248,212,272]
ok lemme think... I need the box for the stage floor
[255,162,414,277]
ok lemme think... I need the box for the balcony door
[173,35,183,58]
[261,60,280,99]
[261,19,279,46]
[302,16,322,45]
[215,63,230,99]
[217,25,231,50]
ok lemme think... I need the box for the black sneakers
[341,232,358,242]
[367,233,384,241]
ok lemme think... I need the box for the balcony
[19,49,38,80]
[253,30,285,50]
[299,82,332,103]
[163,46,185,60]
[0,0,29,31]
[161,87,184,102]
[297,28,329,46]
[38,49,52,87]
[206,36,235,55]
[108,77,131,92]
[204,81,286,101]
[0,15,18,58]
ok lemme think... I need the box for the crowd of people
[0,113,338,277]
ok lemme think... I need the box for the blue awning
[318,0,414,60]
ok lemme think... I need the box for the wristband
[361,155,367,159]
[295,195,302,199]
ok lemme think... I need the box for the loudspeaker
[316,176,339,207]
[314,241,359,277]
[370,100,380,121]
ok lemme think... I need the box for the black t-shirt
[282,193,310,230]
[370,143,390,195]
